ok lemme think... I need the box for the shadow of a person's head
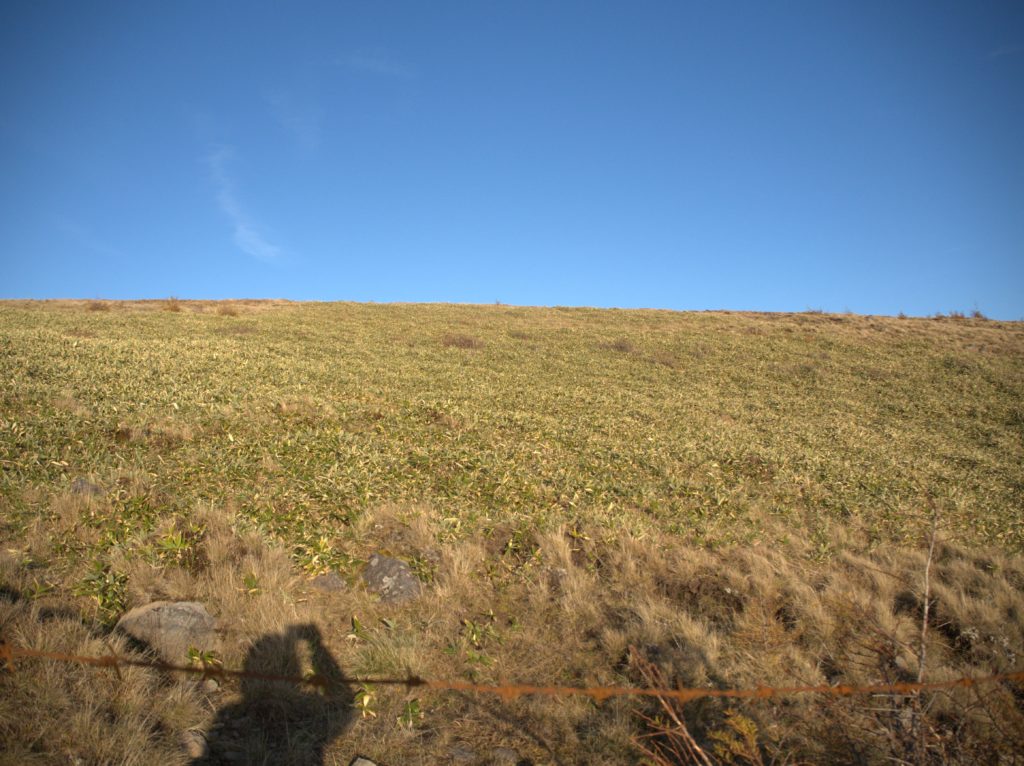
[192,623,354,766]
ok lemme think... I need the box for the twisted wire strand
[3,640,1022,703]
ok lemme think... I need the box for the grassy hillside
[2,300,1023,764]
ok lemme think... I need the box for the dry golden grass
[2,503,1023,763]
[0,558,199,766]
[1,298,290,315]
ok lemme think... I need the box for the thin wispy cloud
[989,43,1023,59]
[345,48,414,78]
[54,217,121,259]
[207,147,282,262]
[265,90,322,149]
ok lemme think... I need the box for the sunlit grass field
[3,300,1022,558]
[2,300,1023,764]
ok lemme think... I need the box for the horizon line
[0,297,1019,322]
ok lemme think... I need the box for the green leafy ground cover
[2,300,1022,577]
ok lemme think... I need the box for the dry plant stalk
[917,506,939,686]
[910,504,940,765]
[629,646,717,766]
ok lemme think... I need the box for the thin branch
[912,502,940,765]
[917,509,938,684]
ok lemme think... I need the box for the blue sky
[2,2,1022,318]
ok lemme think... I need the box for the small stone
[180,730,207,759]
[490,747,524,766]
[362,554,422,603]
[116,601,219,664]
[450,744,478,763]
[71,477,103,496]
[201,677,220,693]
[310,571,347,591]
[548,567,569,591]
[349,758,379,766]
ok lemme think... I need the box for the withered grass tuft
[441,332,484,349]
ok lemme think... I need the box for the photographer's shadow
[191,624,354,766]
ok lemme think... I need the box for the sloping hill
[2,301,1023,764]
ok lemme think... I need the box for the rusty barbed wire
[2,640,1023,703]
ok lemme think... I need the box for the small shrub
[940,354,973,375]
[74,562,128,623]
[397,698,424,729]
[86,300,110,312]
[604,338,636,354]
[897,311,907,319]
[165,297,182,312]
[709,709,765,765]
[217,304,239,317]
[649,349,680,369]
[442,333,483,349]
[972,308,987,320]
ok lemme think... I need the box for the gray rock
[362,554,421,603]
[548,566,569,591]
[450,744,478,763]
[349,758,379,766]
[71,477,103,496]
[310,571,347,592]
[116,601,219,664]
[201,677,220,693]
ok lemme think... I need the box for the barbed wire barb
[0,640,15,673]
[102,638,123,681]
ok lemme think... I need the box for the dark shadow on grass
[190,624,353,766]
[0,583,96,633]
[453,691,551,766]
[0,584,21,604]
